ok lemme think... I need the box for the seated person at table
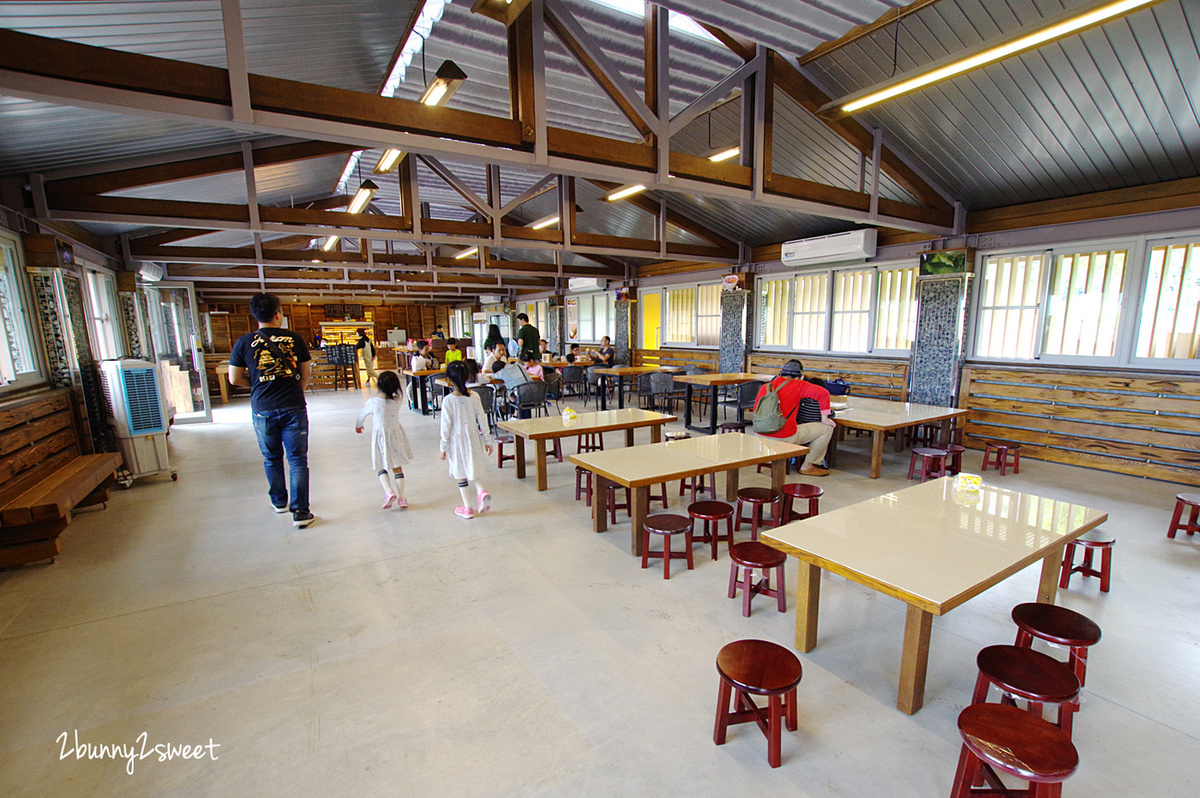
[539,339,551,357]
[444,338,464,363]
[410,341,437,371]
[521,352,544,381]
[753,359,834,477]
[482,342,508,373]
[565,343,582,364]
[591,336,615,367]
[464,359,484,387]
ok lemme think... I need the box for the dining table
[828,396,971,478]
[674,372,770,435]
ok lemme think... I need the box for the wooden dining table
[674,372,770,435]
[498,409,675,491]
[592,366,661,411]
[403,367,444,415]
[571,433,806,555]
[763,477,1107,714]
[828,396,971,478]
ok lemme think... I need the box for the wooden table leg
[515,435,527,480]
[217,372,229,404]
[770,459,786,493]
[617,376,626,409]
[684,384,694,428]
[795,561,821,652]
[593,475,609,533]
[898,605,934,715]
[625,428,635,447]
[826,425,839,467]
[1037,551,1062,604]
[940,417,952,446]
[895,426,907,452]
[724,467,740,501]
[708,385,719,435]
[630,485,649,556]
[650,424,661,444]
[870,430,885,479]
[534,439,548,491]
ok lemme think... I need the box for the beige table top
[543,358,594,368]
[833,396,969,432]
[673,372,770,387]
[404,367,445,377]
[571,433,806,488]
[499,409,676,440]
[593,366,660,376]
[763,477,1108,615]
[435,375,503,388]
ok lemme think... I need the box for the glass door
[144,282,212,423]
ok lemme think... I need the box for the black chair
[473,384,498,434]
[649,372,684,412]
[543,372,563,411]
[583,366,604,407]
[561,365,585,398]
[514,381,551,418]
[636,373,655,410]
[736,380,761,423]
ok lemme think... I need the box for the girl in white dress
[355,371,414,509]
[439,361,494,520]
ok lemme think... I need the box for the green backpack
[749,381,786,434]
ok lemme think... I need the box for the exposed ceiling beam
[796,0,946,65]
[583,177,738,253]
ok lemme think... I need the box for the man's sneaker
[292,511,316,528]
[381,492,397,510]
[272,504,288,514]
[395,497,409,509]
[476,489,491,516]
[454,505,475,520]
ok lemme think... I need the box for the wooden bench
[960,365,1200,486]
[0,389,124,567]
[633,348,719,371]
[746,353,910,400]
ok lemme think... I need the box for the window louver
[121,368,163,434]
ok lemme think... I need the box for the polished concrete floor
[1,386,1197,797]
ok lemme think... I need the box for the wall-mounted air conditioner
[479,295,503,305]
[138,262,164,282]
[780,229,877,267]
[568,277,607,292]
[99,359,175,484]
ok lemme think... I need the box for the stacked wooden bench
[0,389,123,567]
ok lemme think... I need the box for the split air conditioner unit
[568,277,607,292]
[138,262,164,282]
[780,229,877,267]
[479,295,503,305]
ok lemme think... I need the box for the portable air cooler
[99,359,175,484]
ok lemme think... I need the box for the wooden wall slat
[747,353,909,400]
[0,410,73,458]
[968,409,1200,450]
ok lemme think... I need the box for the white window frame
[656,280,723,348]
[1129,233,1200,368]
[0,230,45,392]
[565,292,614,344]
[83,265,122,361]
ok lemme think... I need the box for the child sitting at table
[444,338,464,363]
[521,352,544,381]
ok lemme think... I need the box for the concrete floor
[0,386,1197,797]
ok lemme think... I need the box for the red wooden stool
[949,703,1078,798]
[641,513,694,579]
[1011,603,1101,690]
[908,447,948,482]
[735,488,781,541]
[680,472,716,502]
[714,639,803,768]
[665,431,692,442]
[604,484,631,524]
[971,645,1081,736]
[982,442,1021,475]
[719,421,750,434]
[574,466,593,506]
[576,432,604,453]
[780,483,823,523]
[945,444,966,475]
[728,542,787,617]
[1167,493,1200,539]
[912,422,942,447]
[496,435,516,468]
[1059,529,1115,593]
[689,500,734,561]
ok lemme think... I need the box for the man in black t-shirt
[228,293,316,528]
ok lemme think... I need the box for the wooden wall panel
[633,348,719,369]
[747,353,909,400]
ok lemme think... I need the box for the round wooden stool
[1011,602,1101,688]
[728,542,787,617]
[680,472,716,502]
[972,645,1081,736]
[714,639,803,768]
[950,703,1078,798]
[574,466,592,505]
[719,421,751,434]
[982,442,1021,475]
[735,488,781,541]
[496,435,516,468]
[945,443,966,475]
[1167,493,1200,539]
[1059,529,1115,593]
[908,447,948,482]
[780,483,823,523]
[576,432,604,453]
[689,500,734,561]
[603,483,631,524]
[641,513,694,579]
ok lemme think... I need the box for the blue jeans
[253,408,310,513]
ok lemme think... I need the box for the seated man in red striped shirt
[753,359,835,477]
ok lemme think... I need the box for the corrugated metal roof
[806,0,1200,210]
[111,153,348,207]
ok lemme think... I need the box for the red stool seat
[950,703,1078,797]
[680,471,716,502]
[982,442,1021,475]
[689,500,734,561]
[496,435,516,468]
[576,432,604,453]
[735,487,781,541]
[1059,529,1115,593]
[641,513,694,579]
[728,542,787,617]
[908,447,948,482]
[1011,603,1101,687]
[972,645,1081,736]
[574,466,593,506]
[1168,493,1200,539]
[945,443,966,475]
[780,482,823,523]
[714,639,803,768]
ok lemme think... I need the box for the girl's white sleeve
[355,400,372,429]
[439,398,452,453]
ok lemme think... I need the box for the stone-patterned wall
[719,290,750,374]
[908,275,972,406]
[30,272,71,388]
[547,303,565,355]
[120,294,144,358]
[615,299,634,365]
[60,272,110,453]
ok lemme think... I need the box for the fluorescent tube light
[322,236,340,252]
[530,215,560,230]
[347,180,378,214]
[708,146,740,163]
[840,0,1163,114]
[373,149,403,173]
[454,247,479,260]
[606,184,646,202]
[419,60,468,107]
